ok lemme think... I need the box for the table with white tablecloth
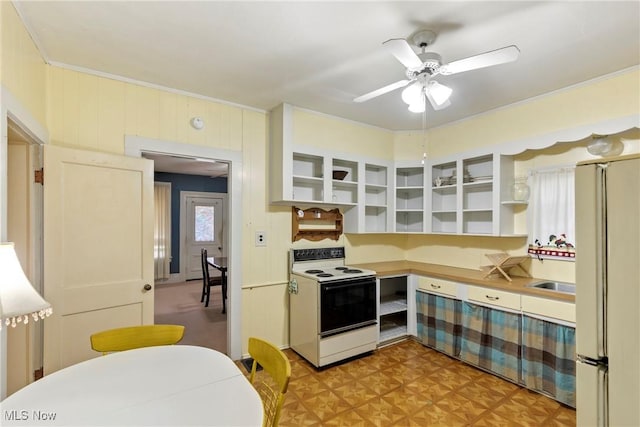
[1,345,263,426]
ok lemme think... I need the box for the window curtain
[154,182,171,281]
[527,166,576,260]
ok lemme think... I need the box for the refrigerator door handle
[595,163,607,358]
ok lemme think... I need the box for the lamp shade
[401,82,423,105]
[0,242,52,329]
[425,81,452,110]
[408,98,426,113]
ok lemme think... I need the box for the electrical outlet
[255,231,266,247]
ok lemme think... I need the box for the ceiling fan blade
[382,38,423,70]
[439,45,520,75]
[353,79,411,103]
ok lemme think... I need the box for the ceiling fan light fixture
[408,97,426,113]
[401,81,423,105]
[426,81,452,107]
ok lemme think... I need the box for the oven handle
[320,320,377,338]
[321,278,376,292]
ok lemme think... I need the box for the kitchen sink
[526,281,576,294]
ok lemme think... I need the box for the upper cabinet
[426,153,523,236]
[395,163,425,232]
[270,103,393,232]
[269,103,524,237]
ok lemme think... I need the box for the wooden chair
[201,248,226,313]
[90,324,185,355]
[248,337,291,427]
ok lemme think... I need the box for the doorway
[5,119,44,395]
[181,192,226,281]
[126,137,242,359]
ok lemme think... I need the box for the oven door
[320,276,377,337]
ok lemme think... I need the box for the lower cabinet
[521,315,576,407]
[414,278,576,407]
[416,291,461,357]
[379,276,408,343]
[459,301,521,383]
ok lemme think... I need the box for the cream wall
[1,1,47,127]
[292,108,395,159]
[427,69,640,158]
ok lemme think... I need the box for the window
[194,205,215,242]
[527,166,576,261]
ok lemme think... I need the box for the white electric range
[288,247,378,367]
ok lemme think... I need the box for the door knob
[143,284,152,292]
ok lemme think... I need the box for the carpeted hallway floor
[154,280,227,354]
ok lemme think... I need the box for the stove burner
[335,267,348,270]
[305,269,324,274]
[317,273,334,277]
[343,269,362,274]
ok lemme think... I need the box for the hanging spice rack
[291,206,343,242]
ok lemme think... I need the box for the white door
[43,145,154,374]
[183,194,224,280]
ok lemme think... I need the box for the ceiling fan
[354,30,520,113]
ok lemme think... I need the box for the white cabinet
[430,160,457,233]
[330,158,358,205]
[427,153,522,236]
[363,163,391,232]
[270,103,524,236]
[291,152,324,203]
[270,103,393,232]
[416,277,462,357]
[417,276,459,298]
[466,285,522,311]
[521,295,575,324]
[395,164,425,232]
[378,276,408,343]
[344,161,393,233]
[462,155,494,234]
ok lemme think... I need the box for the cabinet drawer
[417,277,458,297]
[522,295,575,323]
[467,286,520,310]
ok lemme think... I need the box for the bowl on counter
[332,170,348,180]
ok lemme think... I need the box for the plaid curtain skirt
[416,291,462,357]
[416,292,576,406]
[459,302,521,383]
[522,315,576,407]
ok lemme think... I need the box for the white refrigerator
[575,154,640,426]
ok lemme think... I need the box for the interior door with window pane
[185,195,224,280]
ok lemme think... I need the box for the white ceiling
[143,152,229,177]
[14,1,640,131]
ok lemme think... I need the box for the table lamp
[0,242,52,329]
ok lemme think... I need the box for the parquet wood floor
[244,339,576,426]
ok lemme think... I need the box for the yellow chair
[90,324,185,355]
[248,337,291,427]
